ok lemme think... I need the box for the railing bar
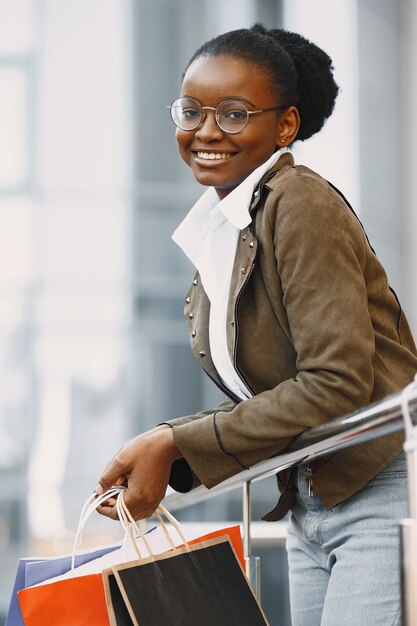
[161,385,417,624]
[162,418,403,510]
[243,481,251,560]
[163,388,417,513]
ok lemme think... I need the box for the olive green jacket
[166,152,417,517]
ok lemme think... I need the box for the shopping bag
[18,491,246,626]
[16,488,130,626]
[108,505,245,626]
[137,502,245,567]
[105,529,245,625]
[6,544,123,626]
[17,491,180,626]
[21,575,111,625]
[24,541,122,587]
[104,497,262,626]
[6,489,125,626]
[19,542,160,626]
[106,573,135,626]
[107,536,270,626]
[185,523,244,567]
[5,559,44,626]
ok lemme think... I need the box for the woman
[95,25,417,625]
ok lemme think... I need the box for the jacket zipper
[219,174,272,398]
[233,259,256,396]
[304,464,314,497]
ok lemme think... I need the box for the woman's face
[176,54,285,199]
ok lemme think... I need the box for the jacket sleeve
[167,173,376,489]
[166,396,237,492]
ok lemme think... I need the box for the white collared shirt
[172,150,282,401]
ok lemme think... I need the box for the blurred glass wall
[0,1,415,625]
[0,0,132,618]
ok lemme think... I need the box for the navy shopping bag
[24,542,121,586]
[5,559,44,626]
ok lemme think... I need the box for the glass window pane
[0,68,28,187]
[0,0,34,53]
[0,197,33,285]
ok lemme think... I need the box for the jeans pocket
[372,470,407,481]
[372,451,407,481]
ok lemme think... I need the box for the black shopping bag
[105,536,270,626]
[106,572,134,626]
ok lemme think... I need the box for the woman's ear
[276,106,300,147]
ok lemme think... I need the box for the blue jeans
[286,452,408,626]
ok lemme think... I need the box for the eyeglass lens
[170,97,250,133]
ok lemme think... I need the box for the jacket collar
[247,151,295,216]
[265,151,295,183]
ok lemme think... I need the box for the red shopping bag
[186,524,244,568]
[18,574,111,626]
[148,504,244,567]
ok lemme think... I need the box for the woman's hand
[95,425,182,520]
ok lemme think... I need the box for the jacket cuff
[171,415,246,489]
[168,459,195,493]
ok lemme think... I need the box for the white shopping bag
[28,488,185,587]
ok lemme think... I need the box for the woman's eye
[224,110,247,121]
[182,109,200,119]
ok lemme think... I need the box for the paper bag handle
[71,487,127,569]
[117,491,188,555]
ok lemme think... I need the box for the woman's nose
[195,110,224,141]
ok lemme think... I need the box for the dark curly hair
[184,24,339,142]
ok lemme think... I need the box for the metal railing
[163,385,417,624]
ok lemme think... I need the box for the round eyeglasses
[167,97,286,134]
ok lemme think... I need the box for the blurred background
[1,0,416,624]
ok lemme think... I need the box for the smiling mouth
[193,151,236,161]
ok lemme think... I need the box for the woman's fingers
[94,428,180,521]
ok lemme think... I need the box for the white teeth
[196,152,232,160]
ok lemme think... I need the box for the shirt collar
[218,150,282,229]
[172,150,283,259]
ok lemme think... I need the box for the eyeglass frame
[167,97,288,134]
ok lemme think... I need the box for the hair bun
[250,25,339,140]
